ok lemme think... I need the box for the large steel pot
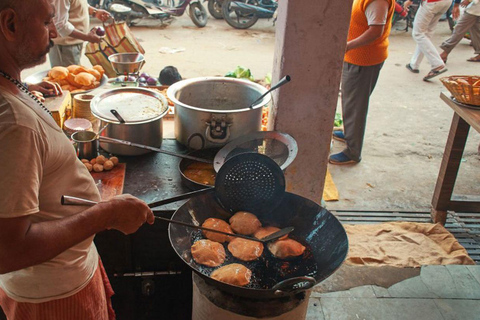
[167,77,271,150]
[91,88,168,156]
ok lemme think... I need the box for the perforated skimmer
[63,153,286,217]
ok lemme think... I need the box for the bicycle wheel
[222,0,259,29]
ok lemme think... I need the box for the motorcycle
[221,0,277,29]
[207,0,223,19]
[92,0,208,27]
[392,0,419,32]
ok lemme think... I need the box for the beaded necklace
[0,70,53,117]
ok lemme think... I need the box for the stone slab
[371,285,391,298]
[420,265,480,299]
[320,297,444,320]
[313,285,376,298]
[306,297,325,320]
[466,265,480,286]
[313,265,420,293]
[434,299,480,320]
[387,275,438,298]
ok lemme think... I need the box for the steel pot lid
[91,87,168,124]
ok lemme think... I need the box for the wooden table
[431,93,480,225]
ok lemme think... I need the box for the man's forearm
[0,205,111,274]
[346,25,385,51]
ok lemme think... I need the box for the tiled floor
[307,260,480,319]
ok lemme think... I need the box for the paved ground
[307,265,480,320]
[22,15,480,214]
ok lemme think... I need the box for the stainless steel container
[108,53,145,75]
[90,88,168,156]
[167,77,271,149]
[71,131,98,159]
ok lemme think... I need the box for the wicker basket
[440,75,480,106]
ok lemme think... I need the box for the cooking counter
[93,138,194,320]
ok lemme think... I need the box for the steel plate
[213,131,298,172]
[24,70,108,94]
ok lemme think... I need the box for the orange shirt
[344,0,395,66]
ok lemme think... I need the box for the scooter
[93,0,208,27]
[221,0,277,30]
[207,0,223,19]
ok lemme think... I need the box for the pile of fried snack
[81,155,119,173]
[191,211,306,287]
[44,65,105,93]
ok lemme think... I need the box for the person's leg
[60,44,84,66]
[468,16,480,57]
[48,44,63,68]
[335,62,383,163]
[440,12,477,56]
[412,1,450,70]
[410,4,431,69]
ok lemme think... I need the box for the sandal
[423,66,448,81]
[467,55,480,62]
[406,63,419,74]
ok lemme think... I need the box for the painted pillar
[270,0,353,203]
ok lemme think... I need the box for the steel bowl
[108,53,145,75]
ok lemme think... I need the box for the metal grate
[330,209,480,264]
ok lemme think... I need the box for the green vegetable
[225,66,255,81]
[225,71,237,78]
[334,112,343,127]
[264,73,272,85]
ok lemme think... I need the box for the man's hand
[403,0,413,11]
[102,194,155,235]
[460,0,470,7]
[94,9,112,22]
[31,91,45,102]
[452,3,461,20]
[28,81,62,97]
[86,28,103,43]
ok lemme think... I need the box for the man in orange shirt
[330,0,395,165]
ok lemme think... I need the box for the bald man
[0,1,154,319]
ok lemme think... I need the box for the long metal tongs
[60,195,293,243]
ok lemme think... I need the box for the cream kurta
[0,90,100,302]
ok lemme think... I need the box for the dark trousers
[341,61,384,161]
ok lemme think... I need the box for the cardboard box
[44,91,71,128]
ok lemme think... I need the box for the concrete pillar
[270,0,353,203]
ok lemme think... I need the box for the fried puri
[211,263,252,287]
[227,237,263,261]
[191,239,226,267]
[202,218,234,243]
[267,238,306,259]
[254,226,288,241]
[229,211,262,235]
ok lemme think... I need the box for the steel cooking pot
[167,77,271,150]
[90,88,168,156]
[168,192,349,299]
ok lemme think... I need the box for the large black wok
[168,192,348,299]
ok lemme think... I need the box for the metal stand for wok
[92,140,348,319]
[192,273,311,320]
